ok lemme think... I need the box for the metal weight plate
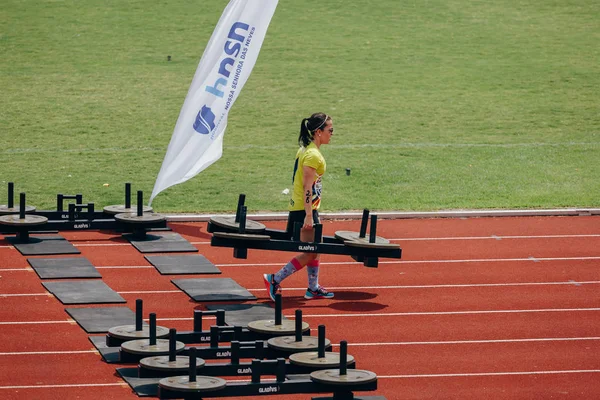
[103,205,153,215]
[310,369,377,386]
[121,339,185,355]
[289,351,355,368]
[209,216,266,233]
[140,355,205,371]
[247,319,309,335]
[0,214,48,226]
[212,232,271,241]
[158,375,227,392]
[344,240,400,250]
[114,212,166,224]
[0,205,36,215]
[108,324,170,340]
[267,335,330,353]
[334,230,389,244]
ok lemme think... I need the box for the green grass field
[1,0,599,213]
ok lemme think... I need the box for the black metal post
[193,310,202,332]
[137,191,143,216]
[231,341,240,364]
[135,299,143,331]
[149,313,157,346]
[125,183,131,209]
[216,310,226,326]
[239,206,247,233]
[255,340,264,360]
[19,193,26,219]
[251,359,261,383]
[339,341,348,375]
[188,347,197,383]
[295,310,303,342]
[276,358,286,382]
[168,328,177,362]
[7,182,14,209]
[369,215,377,243]
[210,326,218,348]
[359,209,370,238]
[318,325,326,358]
[235,194,246,223]
[275,294,282,325]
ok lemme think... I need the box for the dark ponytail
[297,112,330,147]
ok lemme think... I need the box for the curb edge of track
[165,208,600,222]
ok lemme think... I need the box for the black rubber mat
[8,235,80,256]
[124,232,198,254]
[66,306,139,333]
[144,254,221,275]
[116,367,159,397]
[88,336,120,363]
[171,278,256,302]
[27,257,100,279]
[42,280,125,304]
[206,303,281,327]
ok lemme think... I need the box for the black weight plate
[140,355,205,371]
[121,339,185,355]
[334,230,389,244]
[267,335,329,352]
[0,205,36,215]
[114,212,166,224]
[247,319,309,335]
[108,324,170,340]
[104,205,153,215]
[158,375,226,392]
[289,351,355,368]
[310,369,377,385]
[0,214,48,226]
[209,216,266,233]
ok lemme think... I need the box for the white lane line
[379,369,600,378]
[299,308,600,318]
[117,290,181,294]
[0,382,127,390]
[0,371,597,389]
[337,337,600,346]
[3,337,600,357]
[306,281,600,290]
[390,234,600,241]
[1,256,599,272]
[3,308,600,326]
[2,280,600,298]
[0,320,74,325]
[222,256,600,267]
[0,350,98,356]
[382,256,600,264]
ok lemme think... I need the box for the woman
[263,112,334,301]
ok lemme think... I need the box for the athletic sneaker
[263,274,280,302]
[304,286,334,300]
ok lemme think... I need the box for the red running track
[1,215,599,399]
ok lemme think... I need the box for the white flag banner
[149,0,279,205]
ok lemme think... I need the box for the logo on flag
[193,106,216,135]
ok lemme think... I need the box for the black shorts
[285,209,320,238]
